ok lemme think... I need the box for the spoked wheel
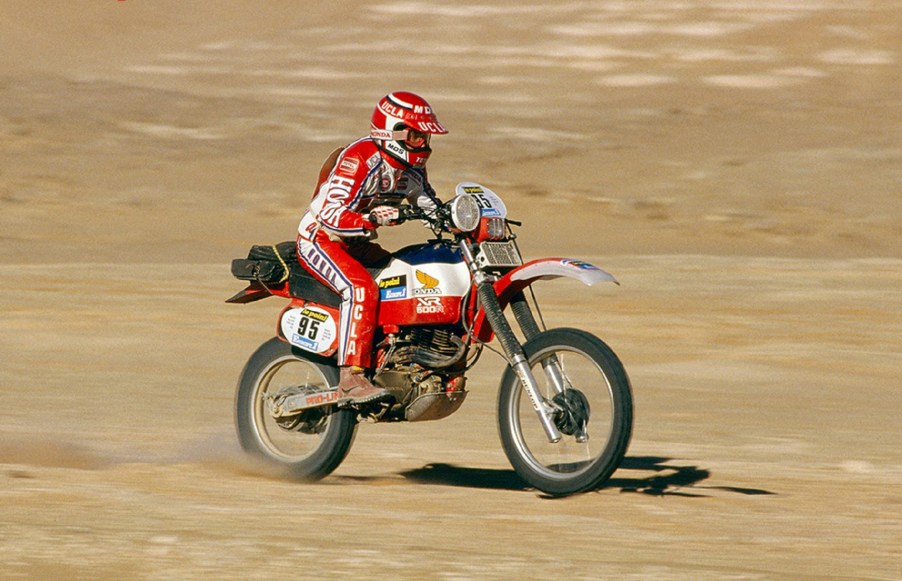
[235,337,357,480]
[498,328,633,496]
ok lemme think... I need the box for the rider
[296,91,448,404]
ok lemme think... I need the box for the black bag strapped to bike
[231,241,297,284]
[229,240,343,307]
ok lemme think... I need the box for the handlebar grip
[367,205,432,227]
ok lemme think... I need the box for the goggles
[403,128,430,149]
[372,127,431,150]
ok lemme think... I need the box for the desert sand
[1,1,900,579]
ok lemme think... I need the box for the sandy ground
[1,1,901,579]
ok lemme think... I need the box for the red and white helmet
[370,92,447,169]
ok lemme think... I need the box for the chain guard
[267,384,339,431]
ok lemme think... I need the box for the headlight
[450,194,480,232]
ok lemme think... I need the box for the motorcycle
[227,182,633,495]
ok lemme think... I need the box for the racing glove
[369,205,400,226]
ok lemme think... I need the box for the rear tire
[235,337,357,480]
[498,328,633,496]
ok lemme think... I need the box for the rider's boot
[337,366,390,404]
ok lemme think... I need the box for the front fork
[477,282,562,443]
[511,292,588,443]
[462,242,563,443]
[511,293,570,393]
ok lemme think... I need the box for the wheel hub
[551,389,591,437]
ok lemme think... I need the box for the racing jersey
[298,138,438,241]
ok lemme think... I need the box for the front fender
[509,258,618,288]
[471,258,618,342]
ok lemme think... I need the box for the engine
[393,327,466,368]
[372,326,468,422]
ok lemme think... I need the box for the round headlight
[450,194,480,232]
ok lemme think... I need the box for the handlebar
[365,202,520,232]
[365,204,443,228]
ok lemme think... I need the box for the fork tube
[459,239,561,442]
[475,281,561,443]
[510,292,541,340]
[511,291,569,396]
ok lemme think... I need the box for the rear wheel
[235,337,356,480]
[498,328,633,495]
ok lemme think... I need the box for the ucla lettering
[380,101,403,117]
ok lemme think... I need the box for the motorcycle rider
[296,91,448,404]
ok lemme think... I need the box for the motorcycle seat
[232,241,391,309]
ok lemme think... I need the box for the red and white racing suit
[296,137,438,369]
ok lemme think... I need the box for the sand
[1,1,900,579]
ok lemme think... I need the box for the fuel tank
[375,242,470,327]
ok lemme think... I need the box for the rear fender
[471,258,618,342]
[225,281,291,304]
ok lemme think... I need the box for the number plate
[475,241,522,268]
[280,306,337,354]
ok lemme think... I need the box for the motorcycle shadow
[397,456,775,498]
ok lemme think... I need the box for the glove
[368,205,400,226]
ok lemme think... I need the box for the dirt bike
[227,182,633,495]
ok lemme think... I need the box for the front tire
[235,337,357,480]
[498,328,633,495]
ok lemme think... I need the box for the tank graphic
[375,242,470,326]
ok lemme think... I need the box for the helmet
[370,92,447,169]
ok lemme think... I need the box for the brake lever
[399,205,426,222]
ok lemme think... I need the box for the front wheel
[498,328,633,495]
[235,337,357,480]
